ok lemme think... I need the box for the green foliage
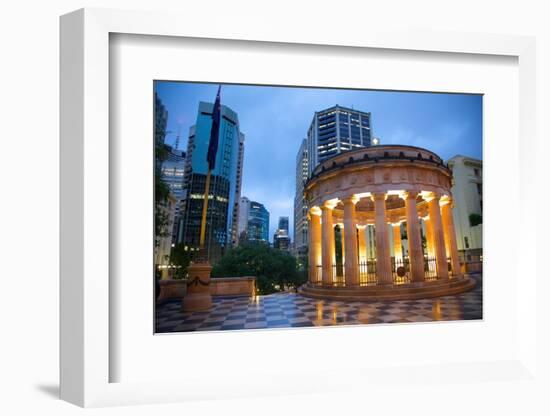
[169,243,192,279]
[211,243,306,295]
[469,213,482,227]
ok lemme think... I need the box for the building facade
[178,102,245,263]
[154,92,168,157]
[231,133,246,246]
[293,139,309,255]
[446,155,483,256]
[237,196,251,240]
[274,216,291,250]
[294,105,374,256]
[247,201,270,243]
[160,147,186,244]
[237,197,270,244]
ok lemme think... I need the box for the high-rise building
[237,196,251,240]
[306,105,373,176]
[294,105,374,256]
[446,155,483,256]
[154,92,168,157]
[248,201,270,243]
[293,139,309,255]
[277,216,289,234]
[160,147,186,244]
[231,132,245,246]
[237,197,270,244]
[178,101,245,263]
[273,216,291,250]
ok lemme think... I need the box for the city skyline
[155,81,483,242]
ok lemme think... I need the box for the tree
[211,243,302,295]
[169,243,192,279]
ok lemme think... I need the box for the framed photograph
[60,8,538,408]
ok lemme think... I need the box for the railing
[311,265,323,285]
[424,257,438,281]
[309,256,444,287]
[358,260,378,285]
[332,264,345,286]
[392,257,411,285]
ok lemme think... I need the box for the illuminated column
[427,193,449,280]
[441,200,461,275]
[424,216,435,258]
[372,193,392,285]
[392,223,403,262]
[403,191,424,282]
[308,210,322,283]
[357,225,367,263]
[321,201,336,285]
[343,196,359,286]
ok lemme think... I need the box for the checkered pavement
[155,274,482,333]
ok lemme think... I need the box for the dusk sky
[155,81,482,242]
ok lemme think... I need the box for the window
[464,236,470,249]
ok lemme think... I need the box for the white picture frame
[60,7,538,408]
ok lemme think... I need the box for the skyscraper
[294,105,374,255]
[154,92,168,158]
[306,105,373,177]
[178,101,245,263]
[273,216,291,250]
[293,139,309,255]
[160,147,186,244]
[277,216,289,233]
[238,197,270,244]
[231,132,245,246]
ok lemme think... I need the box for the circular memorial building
[299,145,475,301]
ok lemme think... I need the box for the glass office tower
[294,105,373,255]
[179,101,245,263]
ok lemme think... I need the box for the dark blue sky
[155,81,482,242]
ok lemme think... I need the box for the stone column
[357,225,367,263]
[403,191,425,282]
[392,223,403,262]
[372,193,393,285]
[343,197,359,286]
[441,200,461,276]
[308,211,322,283]
[424,216,435,258]
[321,201,336,285]
[427,193,449,280]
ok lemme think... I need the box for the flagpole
[183,85,220,312]
[199,168,211,251]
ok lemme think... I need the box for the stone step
[299,277,476,302]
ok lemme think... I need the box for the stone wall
[210,276,256,297]
[157,276,257,303]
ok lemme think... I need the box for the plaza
[156,273,481,333]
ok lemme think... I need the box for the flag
[206,85,221,170]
